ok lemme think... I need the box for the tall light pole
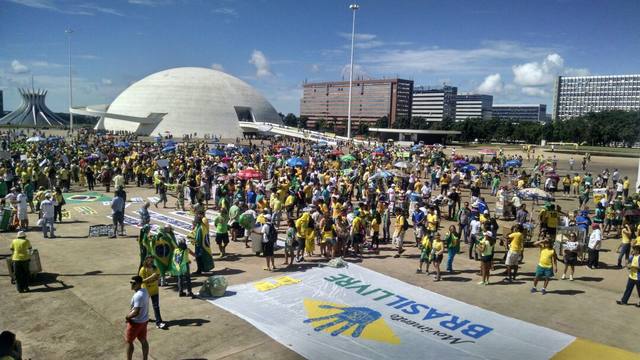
[65,28,74,132]
[346,3,359,140]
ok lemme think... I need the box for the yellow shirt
[427,213,437,231]
[623,179,630,190]
[508,232,524,252]
[421,236,431,250]
[433,240,444,253]
[139,266,159,296]
[622,229,631,244]
[10,238,31,261]
[538,248,555,268]
[285,194,296,207]
[629,255,639,281]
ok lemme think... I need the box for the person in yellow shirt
[426,207,438,238]
[572,174,581,195]
[622,176,630,199]
[618,222,633,268]
[505,225,524,282]
[432,233,445,281]
[393,208,407,257]
[139,256,167,329]
[531,238,557,295]
[616,245,640,306]
[417,234,432,274]
[10,231,31,293]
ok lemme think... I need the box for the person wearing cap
[39,193,56,238]
[587,223,602,269]
[125,275,150,360]
[10,231,31,293]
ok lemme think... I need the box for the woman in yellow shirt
[432,233,445,281]
[616,245,640,306]
[531,238,557,295]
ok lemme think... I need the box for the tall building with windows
[492,104,547,122]
[411,85,457,122]
[455,94,493,121]
[553,74,640,120]
[300,78,413,132]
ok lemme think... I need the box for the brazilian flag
[193,219,214,272]
[138,225,153,268]
[151,228,176,276]
[169,247,188,276]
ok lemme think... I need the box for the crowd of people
[3,128,640,359]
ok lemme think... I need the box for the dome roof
[102,67,281,138]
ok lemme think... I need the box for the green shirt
[214,214,229,234]
[229,205,240,221]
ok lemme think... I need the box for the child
[283,219,296,266]
[417,233,432,274]
[531,238,558,295]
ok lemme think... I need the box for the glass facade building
[455,94,493,121]
[300,78,413,132]
[492,104,547,122]
[411,85,457,122]
[553,74,640,120]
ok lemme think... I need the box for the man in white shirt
[125,275,150,360]
[469,217,481,260]
[587,224,602,269]
[16,189,29,230]
[40,193,56,238]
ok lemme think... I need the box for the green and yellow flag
[169,246,188,276]
[193,219,214,272]
[151,228,176,275]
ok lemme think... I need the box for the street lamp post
[65,28,74,132]
[346,3,359,140]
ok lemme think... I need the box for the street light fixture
[65,28,74,132]
[346,3,359,140]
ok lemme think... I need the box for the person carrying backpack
[261,214,277,271]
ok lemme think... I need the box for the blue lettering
[422,308,451,321]
[439,316,471,331]
[401,303,429,315]
[386,295,409,307]
[461,324,494,339]
[346,284,371,294]
[373,290,395,301]
[335,278,361,287]
[394,300,415,310]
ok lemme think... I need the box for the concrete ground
[0,149,639,359]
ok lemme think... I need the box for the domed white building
[81,67,281,138]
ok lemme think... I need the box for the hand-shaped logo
[304,305,382,337]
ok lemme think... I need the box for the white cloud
[338,32,378,41]
[101,78,113,85]
[212,7,237,16]
[521,86,548,97]
[564,67,591,77]
[128,0,172,5]
[310,64,320,73]
[211,63,225,71]
[340,64,369,80]
[359,40,552,75]
[249,50,273,78]
[76,54,100,60]
[31,60,63,68]
[8,0,122,16]
[11,60,29,74]
[476,73,503,94]
[512,53,564,86]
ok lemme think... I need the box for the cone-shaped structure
[0,89,67,128]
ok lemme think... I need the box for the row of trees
[278,110,640,146]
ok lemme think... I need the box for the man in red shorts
[125,275,150,360]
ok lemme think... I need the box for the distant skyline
[1,0,639,115]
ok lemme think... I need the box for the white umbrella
[226,143,236,149]
[26,136,45,142]
[517,188,555,201]
[394,161,410,169]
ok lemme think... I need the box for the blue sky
[1,0,639,115]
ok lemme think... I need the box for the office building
[411,85,457,122]
[492,104,547,122]
[553,74,640,120]
[455,94,493,121]
[300,78,413,132]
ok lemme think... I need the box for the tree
[298,115,308,129]
[283,113,298,127]
[375,116,389,128]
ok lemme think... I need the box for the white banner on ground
[209,264,574,360]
